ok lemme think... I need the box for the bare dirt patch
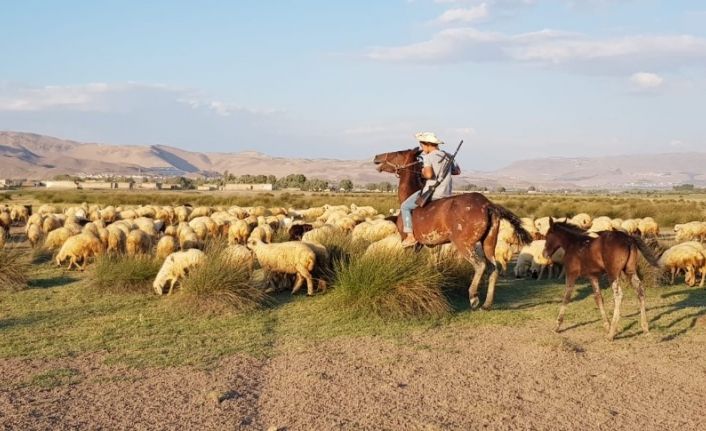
[2,322,705,430]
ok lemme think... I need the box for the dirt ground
[2,322,705,431]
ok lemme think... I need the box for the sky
[1,0,705,171]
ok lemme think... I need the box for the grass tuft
[92,254,161,293]
[333,249,450,319]
[0,248,30,292]
[177,242,267,314]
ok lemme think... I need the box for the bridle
[377,152,422,177]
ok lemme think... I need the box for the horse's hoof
[481,304,492,311]
[469,297,480,310]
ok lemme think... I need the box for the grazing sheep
[249,225,274,244]
[674,221,706,242]
[37,204,60,215]
[520,218,541,240]
[658,243,706,287]
[26,223,42,248]
[133,217,160,239]
[0,211,10,230]
[620,219,640,235]
[164,225,178,237]
[106,226,127,254]
[190,220,210,241]
[178,227,202,250]
[188,206,212,220]
[189,216,219,237]
[156,235,179,260]
[534,217,551,237]
[351,220,398,243]
[223,244,255,273]
[126,229,152,256]
[514,240,562,279]
[43,227,74,250]
[228,219,251,245]
[610,218,624,230]
[364,234,403,257]
[10,205,30,224]
[288,223,314,241]
[0,226,6,249]
[569,213,592,230]
[42,216,62,235]
[588,216,613,234]
[247,238,317,296]
[153,249,206,295]
[55,233,105,270]
[302,224,340,244]
[637,217,659,237]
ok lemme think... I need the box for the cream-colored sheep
[42,216,62,235]
[534,217,551,236]
[658,243,706,287]
[126,229,152,256]
[43,227,74,250]
[0,226,6,249]
[37,204,60,215]
[520,217,540,240]
[188,206,212,220]
[10,205,29,224]
[302,224,340,243]
[82,222,99,238]
[190,220,209,241]
[136,206,157,218]
[164,225,177,237]
[55,233,105,270]
[189,216,219,237]
[514,240,560,279]
[156,235,179,260]
[228,219,251,245]
[474,238,515,274]
[351,220,398,243]
[26,223,42,248]
[247,238,317,295]
[249,225,274,244]
[637,217,659,237]
[174,205,191,223]
[153,249,206,295]
[610,218,624,230]
[223,244,254,273]
[0,211,10,230]
[588,216,613,234]
[674,221,706,242]
[106,226,126,254]
[569,213,592,230]
[363,234,403,257]
[620,219,640,235]
[178,227,201,250]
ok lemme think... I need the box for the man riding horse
[400,132,461,247]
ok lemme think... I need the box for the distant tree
[528,186,536,192]
[339,179,354,192]
[177,176,196,190]
[673,184,695,191]
[496,186,506,193]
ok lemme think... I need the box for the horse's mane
[550,220,593,240]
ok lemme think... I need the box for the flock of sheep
[1,202,706,298]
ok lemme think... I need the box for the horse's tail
[488,204,533,246]
[631,235,660,267]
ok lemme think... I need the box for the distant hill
[1,131,704,189]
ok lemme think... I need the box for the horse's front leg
[589,276,610,332]
[556,275,577,332]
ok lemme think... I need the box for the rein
[379,154,421,177]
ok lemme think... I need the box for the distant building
[80,181,113,190]
[138,182,161,190]
[0,179,25,188]
[197,185,218,191]
[43,180,78,189]
[223,183,273,191]
[115,182,134,190]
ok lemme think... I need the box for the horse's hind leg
[630,273,649,334]
[480,216,500,310]
[556,275,577,333]
[589,277,610,331]
[607,278,624,341]
[463,247,486,310]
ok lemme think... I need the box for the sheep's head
[246,238,262,250]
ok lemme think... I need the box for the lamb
[153,249,206,295]
[126,229,152,256]
[55,233,105,270]
[247,238,318,295]
[658,243,706,287]
[156,235,179,260]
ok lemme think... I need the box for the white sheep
[44,227,74,250]
[674,221,706,242]
[514,240,561,279]
[106,226,126,254]
[223,244,255,273]
[156,235,179,260]
[126,229,152,256]
[363,234,403,257]
[351,220,398,243]
[658,243,706,287]
[249,225,274,244]
[588,216,613,234]
[153,249,206,295]
[55,233,105,270]
[26,223,42,248]
[637,217,659,237]
[228,219,251,245]
[247,238,317,296]
[569,213,592,230]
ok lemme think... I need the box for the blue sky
[1,0,705,170]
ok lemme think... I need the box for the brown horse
[373,148,531,310]
[543,219,659,340]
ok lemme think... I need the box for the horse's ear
[549,217,554,226]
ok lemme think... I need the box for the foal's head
[544,218,591,258]
[373,148,422,175]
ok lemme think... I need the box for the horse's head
[543,218,562,259]
[373,148,422,174]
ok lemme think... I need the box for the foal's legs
[555,275,577,332]
[630,273,650,334]
[464,247,486,310]
[607,278,624,341]
[589,276,610,332]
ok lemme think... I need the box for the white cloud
[367,28,706,74]
[436,4,489,24]
[630,72,664,90]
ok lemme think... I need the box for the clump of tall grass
[0,248,30,292]
[177,242,266,314]
[92,254,161,293]
[333,249,450,319]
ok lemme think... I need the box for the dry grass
[0,248,30,292]
[92,254,161,293]
[333,249,450,319]
[177,243,267,314]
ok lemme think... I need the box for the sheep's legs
[589,277,609,332]
[167,279,176,295]
[607,279,624,340]
[292,274,304,295]
[630,273,649,334]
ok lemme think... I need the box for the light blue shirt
[422,149,457,200]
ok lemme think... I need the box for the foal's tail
[631,235,660,267]
[488,204,533,246]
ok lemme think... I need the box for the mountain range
[1,131,704,190]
